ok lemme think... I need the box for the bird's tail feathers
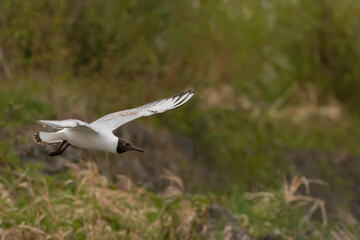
[33,131,62,145]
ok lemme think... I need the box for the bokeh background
[1,0,360,238]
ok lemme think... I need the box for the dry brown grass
[0,161,356,239]
[331,226,357,240]
[159,169,184,199]
[245,175,328,234]
[283,176,327,226]
[7,159,214,239]
[0,160,210,239]
[268,83,343,123]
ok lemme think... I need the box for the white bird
[33,90,195,156]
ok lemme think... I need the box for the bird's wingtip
[185,89,195,95]
[33,132,44,145]
[34,119,46,128]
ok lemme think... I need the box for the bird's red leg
[49,141,69,156]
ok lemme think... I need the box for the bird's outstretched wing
[35,119,99,134]
[90,90,195,132]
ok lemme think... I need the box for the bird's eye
[124,142,130,147]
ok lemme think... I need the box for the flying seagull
[34,90,195,156]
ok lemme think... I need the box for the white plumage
[34,90,195,155]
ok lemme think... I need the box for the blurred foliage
[0,83,55,127]
[1,0,360,235]
[1,0,360,103]
[1,0,360,190]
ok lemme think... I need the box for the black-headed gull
[34,90,195,156]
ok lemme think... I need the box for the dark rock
[208,204,252,239]
[209,204,237,224]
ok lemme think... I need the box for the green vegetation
[0,155,352,239]
[1,0,360,238]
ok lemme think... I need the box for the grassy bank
[1,157,355,239]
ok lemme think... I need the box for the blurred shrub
[0,86,54,126]
[1,0,360,105]
[1,0,360,196]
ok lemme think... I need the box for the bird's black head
[116,138,144,154]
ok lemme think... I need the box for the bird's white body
[57,129,118,153]
[34,90,195,155]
